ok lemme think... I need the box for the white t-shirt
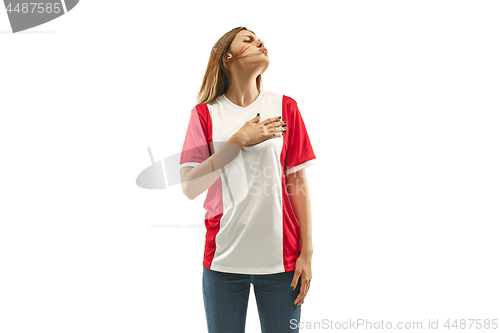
[179,90,317,274]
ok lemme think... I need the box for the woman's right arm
[180,133,245,200]
[180,115,286,200]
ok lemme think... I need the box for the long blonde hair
[196,27,264,105]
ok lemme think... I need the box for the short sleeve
[179,106,211,175]
[284,100,318,176]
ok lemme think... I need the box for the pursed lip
[260,47,268,54]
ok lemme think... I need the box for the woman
[179,26,317,333]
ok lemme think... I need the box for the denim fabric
[202,266,302,333]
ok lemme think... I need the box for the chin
[261,60,270,73]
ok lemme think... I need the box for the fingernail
[278,116,281,119]
[283,120,286,123]
[257,113,260,116]
[283,127,287,129]
[290,286,294,290]
[282,133,284,135]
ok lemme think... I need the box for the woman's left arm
[286,168,313,307]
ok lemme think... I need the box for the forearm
[182,134,245,200]
[286,168,313,256]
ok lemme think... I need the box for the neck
[225,78,260,109]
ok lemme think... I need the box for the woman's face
[226,30,269,72]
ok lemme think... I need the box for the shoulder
[282,94,298,106]
[192,103,211,117]
[187,104,212,128]
[279,93,300,116]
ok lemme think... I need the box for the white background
[1,0,499,332]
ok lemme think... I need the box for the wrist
[300,245,313,257]
[229,132,246,149]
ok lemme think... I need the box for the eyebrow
[243,34,260,42]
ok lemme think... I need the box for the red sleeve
[179,105,211,175]
[284,97,318,176]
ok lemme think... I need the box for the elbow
[182,183,199,200]
[180,168,195,200]
[182,184,195,200]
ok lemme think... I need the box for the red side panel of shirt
[281,95,317,272]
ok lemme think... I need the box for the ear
[223,53,233,63]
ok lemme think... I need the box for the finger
[295,289,308,306]
[290,270,301,291]
[296,280,311,306]
[301,281,311,305]
[272,125,285,133]
[295,296,306,307]
[294,290,306,304]
[294,294,307,306]
[294,281,307,305]
[250,113,261,123]
[262,116,282,126]
[269,125,286,138]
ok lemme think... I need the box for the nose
[257,41,264,48]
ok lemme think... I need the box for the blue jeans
[202,266,302,333]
